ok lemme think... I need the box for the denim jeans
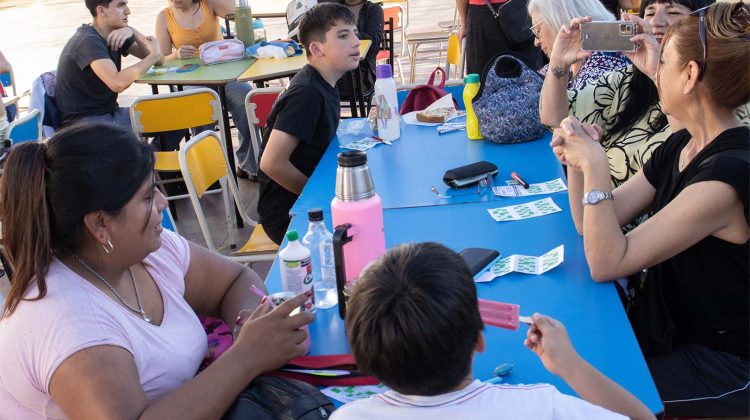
[185,81,256,174]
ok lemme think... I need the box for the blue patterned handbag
[472,53,545,144]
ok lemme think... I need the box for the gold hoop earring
[103,239,114,254]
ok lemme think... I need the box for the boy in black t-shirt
[258,3,362,244]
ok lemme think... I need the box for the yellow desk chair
[445,32,466,80]
[179,131,278,263]
[130,88,227,210]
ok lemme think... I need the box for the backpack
[399,67,458,115]
[222,376,334,420]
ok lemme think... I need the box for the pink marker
[478,298,532,330]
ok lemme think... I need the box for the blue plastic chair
[6,109,42,144]
[161,207,178,233]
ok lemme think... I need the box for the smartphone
[459,248,500,277]
[176,63,199,73]
[580,21,636,52]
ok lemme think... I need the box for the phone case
[443,161,498,188]
[176,64,199,73]
[459,248,500,276]
[580,21,636,52]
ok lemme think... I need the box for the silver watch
[582,190,614,206]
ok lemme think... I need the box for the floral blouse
[569,65,750,189]
[540,51,629,91]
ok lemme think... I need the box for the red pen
[371,135,392,145]
[511,172,529,189]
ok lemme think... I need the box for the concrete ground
[0,0,457,294]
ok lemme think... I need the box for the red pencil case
[267,354,380,386]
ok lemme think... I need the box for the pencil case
[443,161,498,188]
[267,354,379,386]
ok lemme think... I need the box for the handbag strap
[483,0,511,19]
[427,67,447,87]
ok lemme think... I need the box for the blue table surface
[266,201,663,414]
[290,118,560,215]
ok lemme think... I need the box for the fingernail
[260,296,267,304]
[305,290,313,297]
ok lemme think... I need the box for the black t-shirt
[257,65,340,242]
[56,25,131,125]
[643,126,749,360]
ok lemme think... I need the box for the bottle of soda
[302,209,338,309]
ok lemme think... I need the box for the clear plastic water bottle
[302,209,338,309]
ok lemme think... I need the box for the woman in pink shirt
[0,123,313,418]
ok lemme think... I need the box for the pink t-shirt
[0,230,207,419]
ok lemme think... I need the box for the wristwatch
[582,190,614,206]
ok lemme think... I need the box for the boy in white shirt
[333,242,655,419]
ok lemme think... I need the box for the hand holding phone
[580,21,636,52]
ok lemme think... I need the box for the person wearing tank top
[155,0,259,179]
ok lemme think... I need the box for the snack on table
[416,107,456,123]
[478,298,521,330]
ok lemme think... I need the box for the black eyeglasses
[690,5,710,81]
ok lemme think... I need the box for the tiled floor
[0,0,458,290]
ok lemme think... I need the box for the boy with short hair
[257,3,361,244]
[56,0,164,128]
[334,242,655,419]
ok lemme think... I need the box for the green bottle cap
[286,230,299,242]
[464,74,480,84]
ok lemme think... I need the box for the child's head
[346,242,484,396]
[298,3,361,71]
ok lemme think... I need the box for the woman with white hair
[528,0,629,90]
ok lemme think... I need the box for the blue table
[291,119,559,215]
[266,201,663,414]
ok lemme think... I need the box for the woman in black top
[550,3,749,417]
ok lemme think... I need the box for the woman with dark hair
[0,124,312,418]
[155,0,257,180]
[539,0,737,191]
[551,2,750,416]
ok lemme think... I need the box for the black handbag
[222,376,335,420]
[620,268,675,357]
[483,0,534,44]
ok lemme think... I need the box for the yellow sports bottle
[463,74,483,140]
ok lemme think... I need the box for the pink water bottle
[331,151,387,319]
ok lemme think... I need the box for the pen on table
[249,284,275,307]
[511,172,529,189]
[371,135,391,145]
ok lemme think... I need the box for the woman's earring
[103,239,114,254]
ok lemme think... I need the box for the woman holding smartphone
[551,3,749,416]
[539,0,718,192]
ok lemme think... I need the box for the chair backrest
[446,32,465,79]
[130,88,224,136]
[397,79,465,110]
[244,87,283,168]
[161,207,178,233]
[379,17,395,67]
[382,4,403,30]
[7,109,42,145]
[0,70,16,96]
[179,131,255,251]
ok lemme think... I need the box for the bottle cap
[308,208,324,222]
[286,230,299,242]
[464,74,480,84]
[337,150,368,168]
[376,64,393,79]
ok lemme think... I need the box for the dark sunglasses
[690,5,710,81]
